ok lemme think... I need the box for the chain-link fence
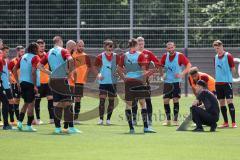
[0,0,240,49]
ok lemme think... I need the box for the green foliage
[202,0,240,27]
[0,0,240,48]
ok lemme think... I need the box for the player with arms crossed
[69,40,91,124]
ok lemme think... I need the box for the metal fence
[0,0,240,49]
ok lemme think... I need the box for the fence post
[77,0,80,40]
[184,0,189,96]
[25,0,29,47]
[130,0,133,39]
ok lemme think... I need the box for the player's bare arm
[37,63,51,75]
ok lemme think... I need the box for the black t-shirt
[197,89,220,117]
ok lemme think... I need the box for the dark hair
[128,38,138,48]
[1,45,9,50]
[166,41,175,47]
[213,40,223,47]
[27,42,39,55]
[196,80,207,88]
[36,39,45,45]
[16,45,24,51]
[189,67,199,75]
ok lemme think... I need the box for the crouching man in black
[191,80,220,132]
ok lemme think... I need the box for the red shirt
[40,48,71,65]
[160,52,190,67]
[214,52,235,85]
[0,55,4,73]
[140,49,160,69]
[8,57,19,71]
[94,52,121,67]
[38,52,47,59]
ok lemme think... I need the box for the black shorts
[4,89,13,100]
[38,83,52,98]
[99,84,117,97]
[216,83,233,99]
[163,82,181,99]
[52,90,72,103]
[70,83,84,97]
[0,85,8,106]
[11,83,21,98]
[20,81,35,103]
[125,79,150,101]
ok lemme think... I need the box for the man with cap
[191,80,220,132]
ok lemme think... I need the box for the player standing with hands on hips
[160,42,191,126]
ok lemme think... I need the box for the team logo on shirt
[51,52,57,56]
[23,58,28,62]
[106,66,112,70]
[2,71,7,75]
[217,64,223,69]
[165,65,177,73]
[127,59,133,65]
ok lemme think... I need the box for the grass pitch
[1,95,240,160]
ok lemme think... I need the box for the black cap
[196,80,207,88]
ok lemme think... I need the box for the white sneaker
[106,120,111,125]
[36,119,44,125]
[162,120,171,126]
[49,119,54,124]
[97,119,103,125]
[74,120,81,125]
[172,120,179,126]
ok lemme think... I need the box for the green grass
[1,95,240,160]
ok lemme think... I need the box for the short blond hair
[137,36,144,42]
[66,40,76,48]
[53,36,63,44]
[77,39,85,45]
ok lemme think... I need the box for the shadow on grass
[176,130,220,133]
[37,132,73,136]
